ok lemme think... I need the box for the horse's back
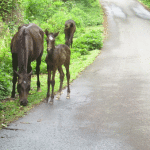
[55,44,70,65]
[56,44,71,56]
[27,24,44,60]
[11,23,44,60]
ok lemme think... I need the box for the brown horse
[45,30,71,104]
[11,23,44,106]
[64,20,76,48]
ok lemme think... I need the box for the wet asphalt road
[1,0,150,149]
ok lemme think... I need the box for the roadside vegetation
[139,0,150,7]
[0,0,104,129]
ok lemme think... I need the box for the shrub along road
[1,0,150,149]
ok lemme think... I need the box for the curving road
[1,0,150,149]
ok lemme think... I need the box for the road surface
[1,0,150,149]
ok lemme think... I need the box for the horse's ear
[45,29,49,36]
[54,32,59,38]
[27,70,33,77]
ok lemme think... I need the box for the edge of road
[99,1,109,41]
[138,0,150,12]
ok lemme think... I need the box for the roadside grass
[138,0,150,8]
[0,49,101,129]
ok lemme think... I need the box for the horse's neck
[18,47,29,74]
[51,42,55,50]
[18,30,29,73]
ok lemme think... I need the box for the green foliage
[0,70,12,99]
[74,0,96,7]
[73,29,103,55]
[0,0,23,33]
[139,0,150,8]
[0,19,13,99]
[0,0,15,20]
[24,0,64,22]
[73,2,103,27]
[0,102,4,110]
[0,55,12,99]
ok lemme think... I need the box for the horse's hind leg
[65,63,70,99]
[50,69,56,103]
[56,66,64,100]
[11,54,18,98]
[36,55,42,92]
[47,67,51,103]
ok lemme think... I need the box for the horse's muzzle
[20,99,28,106]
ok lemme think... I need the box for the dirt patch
[100,2,109,41]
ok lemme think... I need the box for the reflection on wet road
[107,4,127,19]
[132,4,150,19]
[1,0,150,149]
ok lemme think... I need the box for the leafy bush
[73,29,103,55]
[0,0,16,21]
[0,102,4,111]
[0,21,13,99]
[24,0,65,22]
[0,58,12,99]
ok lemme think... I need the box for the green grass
[138,0,150,8]
[0,50,100,129]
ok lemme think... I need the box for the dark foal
[45,30,71,103]
[11,23,44,106]
[64,20,76,48]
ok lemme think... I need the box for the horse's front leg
[11,70,17,98]
[11,54,18,98]
[36,55,42,92]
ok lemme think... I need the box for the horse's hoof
[55,97,59,100]
[48,98,53,104]
[56,93,61,100]
[66,94,70,99]
[49,101,53,105]
[47,97,50,103]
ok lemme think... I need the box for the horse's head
[65,22,74,29]
[15,71,32,106]
[45,29,59,53]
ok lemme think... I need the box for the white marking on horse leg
[56,92,61,100]
[66,93,70,99]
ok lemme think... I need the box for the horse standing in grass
[45,30,71,104]
[11,23,44,106]
[64,20,76,48]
